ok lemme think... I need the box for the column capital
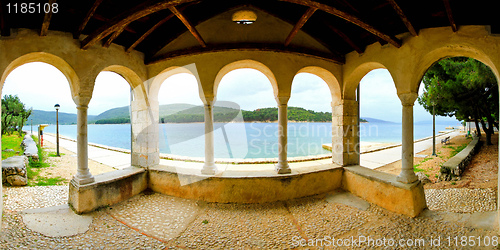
[76,104,88,110]
[275,96,290,106]
[398,92,418,106]
[201,95,216,105]
[72,94,92,107]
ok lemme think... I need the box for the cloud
[158,73,203,105]
[3,62,75,114]
[89,72,132,115]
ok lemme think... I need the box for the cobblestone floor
[1,186,499,249]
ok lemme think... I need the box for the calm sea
[34,121,460,159]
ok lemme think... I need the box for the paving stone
[1,185,498,249]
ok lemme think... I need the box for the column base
[275,163,291,174]
[396,172,418,184]
[72,175,95,185]
[201,164,217,175]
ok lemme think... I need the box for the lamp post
[468,116,472,137]
[432,104,437,156]
[54,104,60,157]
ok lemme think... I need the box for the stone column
[130,98,159,168]
[397,92,418,183]
[275,96,291,174]
[331,100,359,166]
[73,104,95,185]
[201,99,217,175]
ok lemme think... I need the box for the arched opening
[156,72,205,158]
[1,61,93,186]
[215,68,276,159]
[288,72,332,157]
[84,71,134,170]
[358,69,402,148]
[411,57,498,204]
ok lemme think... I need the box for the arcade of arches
[1,25,500,223]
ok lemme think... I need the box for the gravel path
[1,186,499,249]
[425,188,497,213]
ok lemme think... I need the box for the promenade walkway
[42,133,131,170]
[43,130,461,172]
[361,130,461,169]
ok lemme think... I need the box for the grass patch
[421,157,433,163]
[443,144,468,157]
[34,176,66,186]
[48,152,65,157]
[450,144,467,157]
[413,163,425,173]
[25,135,65,186]
[1,133,24,159]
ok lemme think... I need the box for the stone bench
[2,156,28,186]
[439,137,481,181]
[22,133,38,161]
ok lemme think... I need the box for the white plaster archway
[213,59,279,99]
[1,52,79,101]
[343,62,395,100]
[295,66,341,104]
[101,65,147,102]
[150,64,201,103]
[414,46,500,93]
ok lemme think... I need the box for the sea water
[34,121,460,159]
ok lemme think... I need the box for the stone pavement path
[2,186,498,249]
[42,133,131,170]
[361,130,461,169]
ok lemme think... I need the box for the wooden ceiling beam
[40,0,56,36]
[147,43,345,65]
[81,0,196,50]
[127,13,175,52]
[284,7,317,46]
[168,6,206,47]
[323,21,363,54]
[103,25,127,48]
[92,14,137,34]
[279,0,402,48]
[386,0,417,36]
[74,0,103,39]
[126,2,197,52]
[443,0,458,32]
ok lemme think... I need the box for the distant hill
[27,110,97,125]
[94,105,334,124]
[29,106,397,125]
[360,117,396,123]
[414,119,460,125]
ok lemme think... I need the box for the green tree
[418,57,498,144]
[1,95,32,135]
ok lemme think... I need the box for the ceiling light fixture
[232,10,257,25]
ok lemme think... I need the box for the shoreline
[43,129,457,165]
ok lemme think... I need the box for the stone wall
[22,134,38,161]
[439,137,481,181]
[2,156,28,186]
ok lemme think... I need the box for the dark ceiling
[0,0,496,64]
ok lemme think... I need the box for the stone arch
[149,65,200,103]
[294,66,342,104]
[0,52,79,100]
[343,62,395,100]
[213,60,278,99]
[414,46,500,93]
[101,65,146,102]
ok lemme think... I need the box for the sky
[2,62,459,123]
